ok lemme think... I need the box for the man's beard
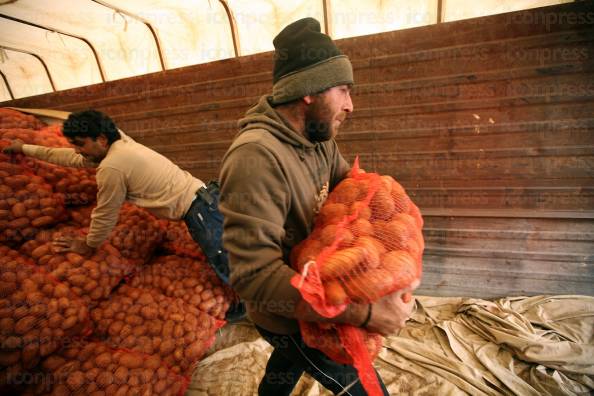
[305,118,333,142]
[304,101,334,142]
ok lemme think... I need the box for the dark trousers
[183,180,230,284]
[256,325,389,396]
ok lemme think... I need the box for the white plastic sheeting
[93,0,236,69]
[227,0,325,55]
[0,17,102,91]
[0,0,573,101]
[330,0,438,40]
[0,49,53,100]
[443,0,572,22]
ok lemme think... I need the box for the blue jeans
[184,180,230,284]
[256,325,389,396]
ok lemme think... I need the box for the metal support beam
[0,70,15,100]
[91,0,166,70]
[322,0,331,36]
[219,0,240,57]
[0,45,56,92]
[437,0,444,23]
[0,13,106,82]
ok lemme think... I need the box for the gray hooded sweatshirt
[219,95,349,334]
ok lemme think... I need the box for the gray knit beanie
[271,18,353,105]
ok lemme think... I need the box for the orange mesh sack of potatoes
[23,159,97,207]
[128,255,235,320]
[19,225,79,257]
[0,124,68,148]
[159,220,204,260]
[0,124,98,207]
[67,205,94,228]
[0,246,90,385]
[21,231,137,307]
[0,109,45,130]
[90,285,225,375]
[0,144,67,246]
[289,158,424,396]
[298,321,383,366]
[21,341,188,396]
[108,203,164,263]
[66,204,162,257]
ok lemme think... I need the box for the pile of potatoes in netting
[0,109,234,395]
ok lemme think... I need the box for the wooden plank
[420,254,594,293]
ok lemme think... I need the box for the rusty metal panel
[2,2,593,297]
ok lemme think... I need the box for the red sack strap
[338,325,383,396]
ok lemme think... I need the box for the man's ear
[302,95,315,105]
[97,134,109,147]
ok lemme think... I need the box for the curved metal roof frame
[90,0,166,71]
[218,0,240,57]
[0,70,14,100]
[0,0,572,101]
[0,45,56,91]
[0,13,106,82]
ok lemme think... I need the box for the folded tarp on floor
[186,295,594,395]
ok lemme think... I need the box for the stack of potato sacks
[290,159,424,396]
[0,109,234,395]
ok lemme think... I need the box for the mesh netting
[66,205,94,228]
[21,341,188,396]
[108,203,164,263]
[299,321,383,365]
[90,285,224,375]
[0,142,67,246]
[20,230,138,308]
[0,109,46,130]
[1,125,68,149]
[290,159,424,396]
[128,255,235,321]
[0,125,97,207]
[159,220,204,260]
[0,246,90,385]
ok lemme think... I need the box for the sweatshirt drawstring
[299,145,306,161]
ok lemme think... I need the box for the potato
[96,371,114,387]
[0,350,20,366]
[108,321,124,337]
[120,353,143,369]
[42,355,67,372]
[95,352,112,368]
[140,305,158,320]
[66,370,86,391]
[318,203,348,225]
[14,315,36,335]
[62,315,79,330]
[184,340,204,361]
[159,339,175,356]
[373,219,410,250]
[11,202,27,218]
[370,188,395,220]
[9,217,29,229]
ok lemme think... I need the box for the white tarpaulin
[188,295,594,395]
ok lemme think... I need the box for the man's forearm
[22,144,92,168]
[294,299,368,327]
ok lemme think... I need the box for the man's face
[68,135,108,163]
[304,85,353,142]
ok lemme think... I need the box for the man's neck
[275,105,306,138]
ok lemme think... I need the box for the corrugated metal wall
[3,2,593,298]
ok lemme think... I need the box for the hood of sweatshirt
[237,95,316,150]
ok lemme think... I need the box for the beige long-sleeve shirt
[22,132,204,248]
